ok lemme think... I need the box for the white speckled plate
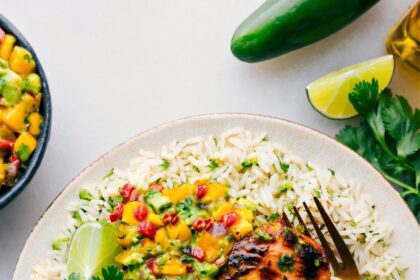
[13,114,419,279]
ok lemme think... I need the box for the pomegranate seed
[162,212,179,225]
[204,217,214,230]
[109,202,124,222]
[196,184,208,199]
[138,220,159,238]
[171,213,179,225]
[192,218,205,232]
[220,212,239,228]
[185,264,195,273]
[120,183,136,200]
[191,246,205,262]
[150,183,163,192]
[146,258,158,275]
[134,204,148,221]
[0,139,14,150]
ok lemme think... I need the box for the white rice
[31,129,406,280]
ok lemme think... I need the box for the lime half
[66,221,122,279]
[306,55,395,119]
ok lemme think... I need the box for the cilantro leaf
[348,78,379,117]
[381,95,420,157]
[278,157,289,173]
[278,254,295,272]
[208,159,219,171]
[160,159,170,170]
[101,265,123,280]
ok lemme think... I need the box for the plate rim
[13,113,418,278]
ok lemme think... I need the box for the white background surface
[0,0,418,278]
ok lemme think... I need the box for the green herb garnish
[278,254,295,272]
[241,157,258,169]
[79,189,94,201]
[277,156,289,173]
[160,159,170,170]
[336,79,420,217]
[267,213,280,222]
[208,160,219,171]
[255,228,273,241]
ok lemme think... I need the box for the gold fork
[282,196,361,280]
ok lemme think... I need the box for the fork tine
[303,202,342,272]
[282,212,293,228]
[313,197,359,273]
[293,206,311,238]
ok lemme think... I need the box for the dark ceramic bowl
[0,14,52,208]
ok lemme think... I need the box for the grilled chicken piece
[219,221,331,280]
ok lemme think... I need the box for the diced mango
[0,158,5,182]
[9,46,36,75]
[21,93,40,112]
[162,183,196,203]
[235,207,254,223]
[212,201,233,221]
[195,231,221,262]
[161,259,186,276]
[201,183,227,203]
[155,228,169,248]
[13,132,37,161]
[230,216,253,240]
[2,103,26,133]
[28,112,43,136]
[136,238,156,255]
[122,201,143,226]
[0,34,16,60]
[0,124,15,140]
[117,224,138,248]
[166,221,192,242]
[115,250,133,265]
[147,212,163,226]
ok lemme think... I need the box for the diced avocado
[0,70,23,105]
[193,261,219,277]
[0,58,8,75]
[24,73,42,93]
[144,190,172,213]
[175,197,208,225]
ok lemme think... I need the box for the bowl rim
[0,13,52,208]
[13,113,418,278]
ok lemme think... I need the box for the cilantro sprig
[67,265,123,280]
[336,79,420,217]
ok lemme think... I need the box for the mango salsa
[109,180,257,279]
[0,29,44,189]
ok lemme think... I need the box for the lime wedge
[306,55,395,119]
[66,221,122,279]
